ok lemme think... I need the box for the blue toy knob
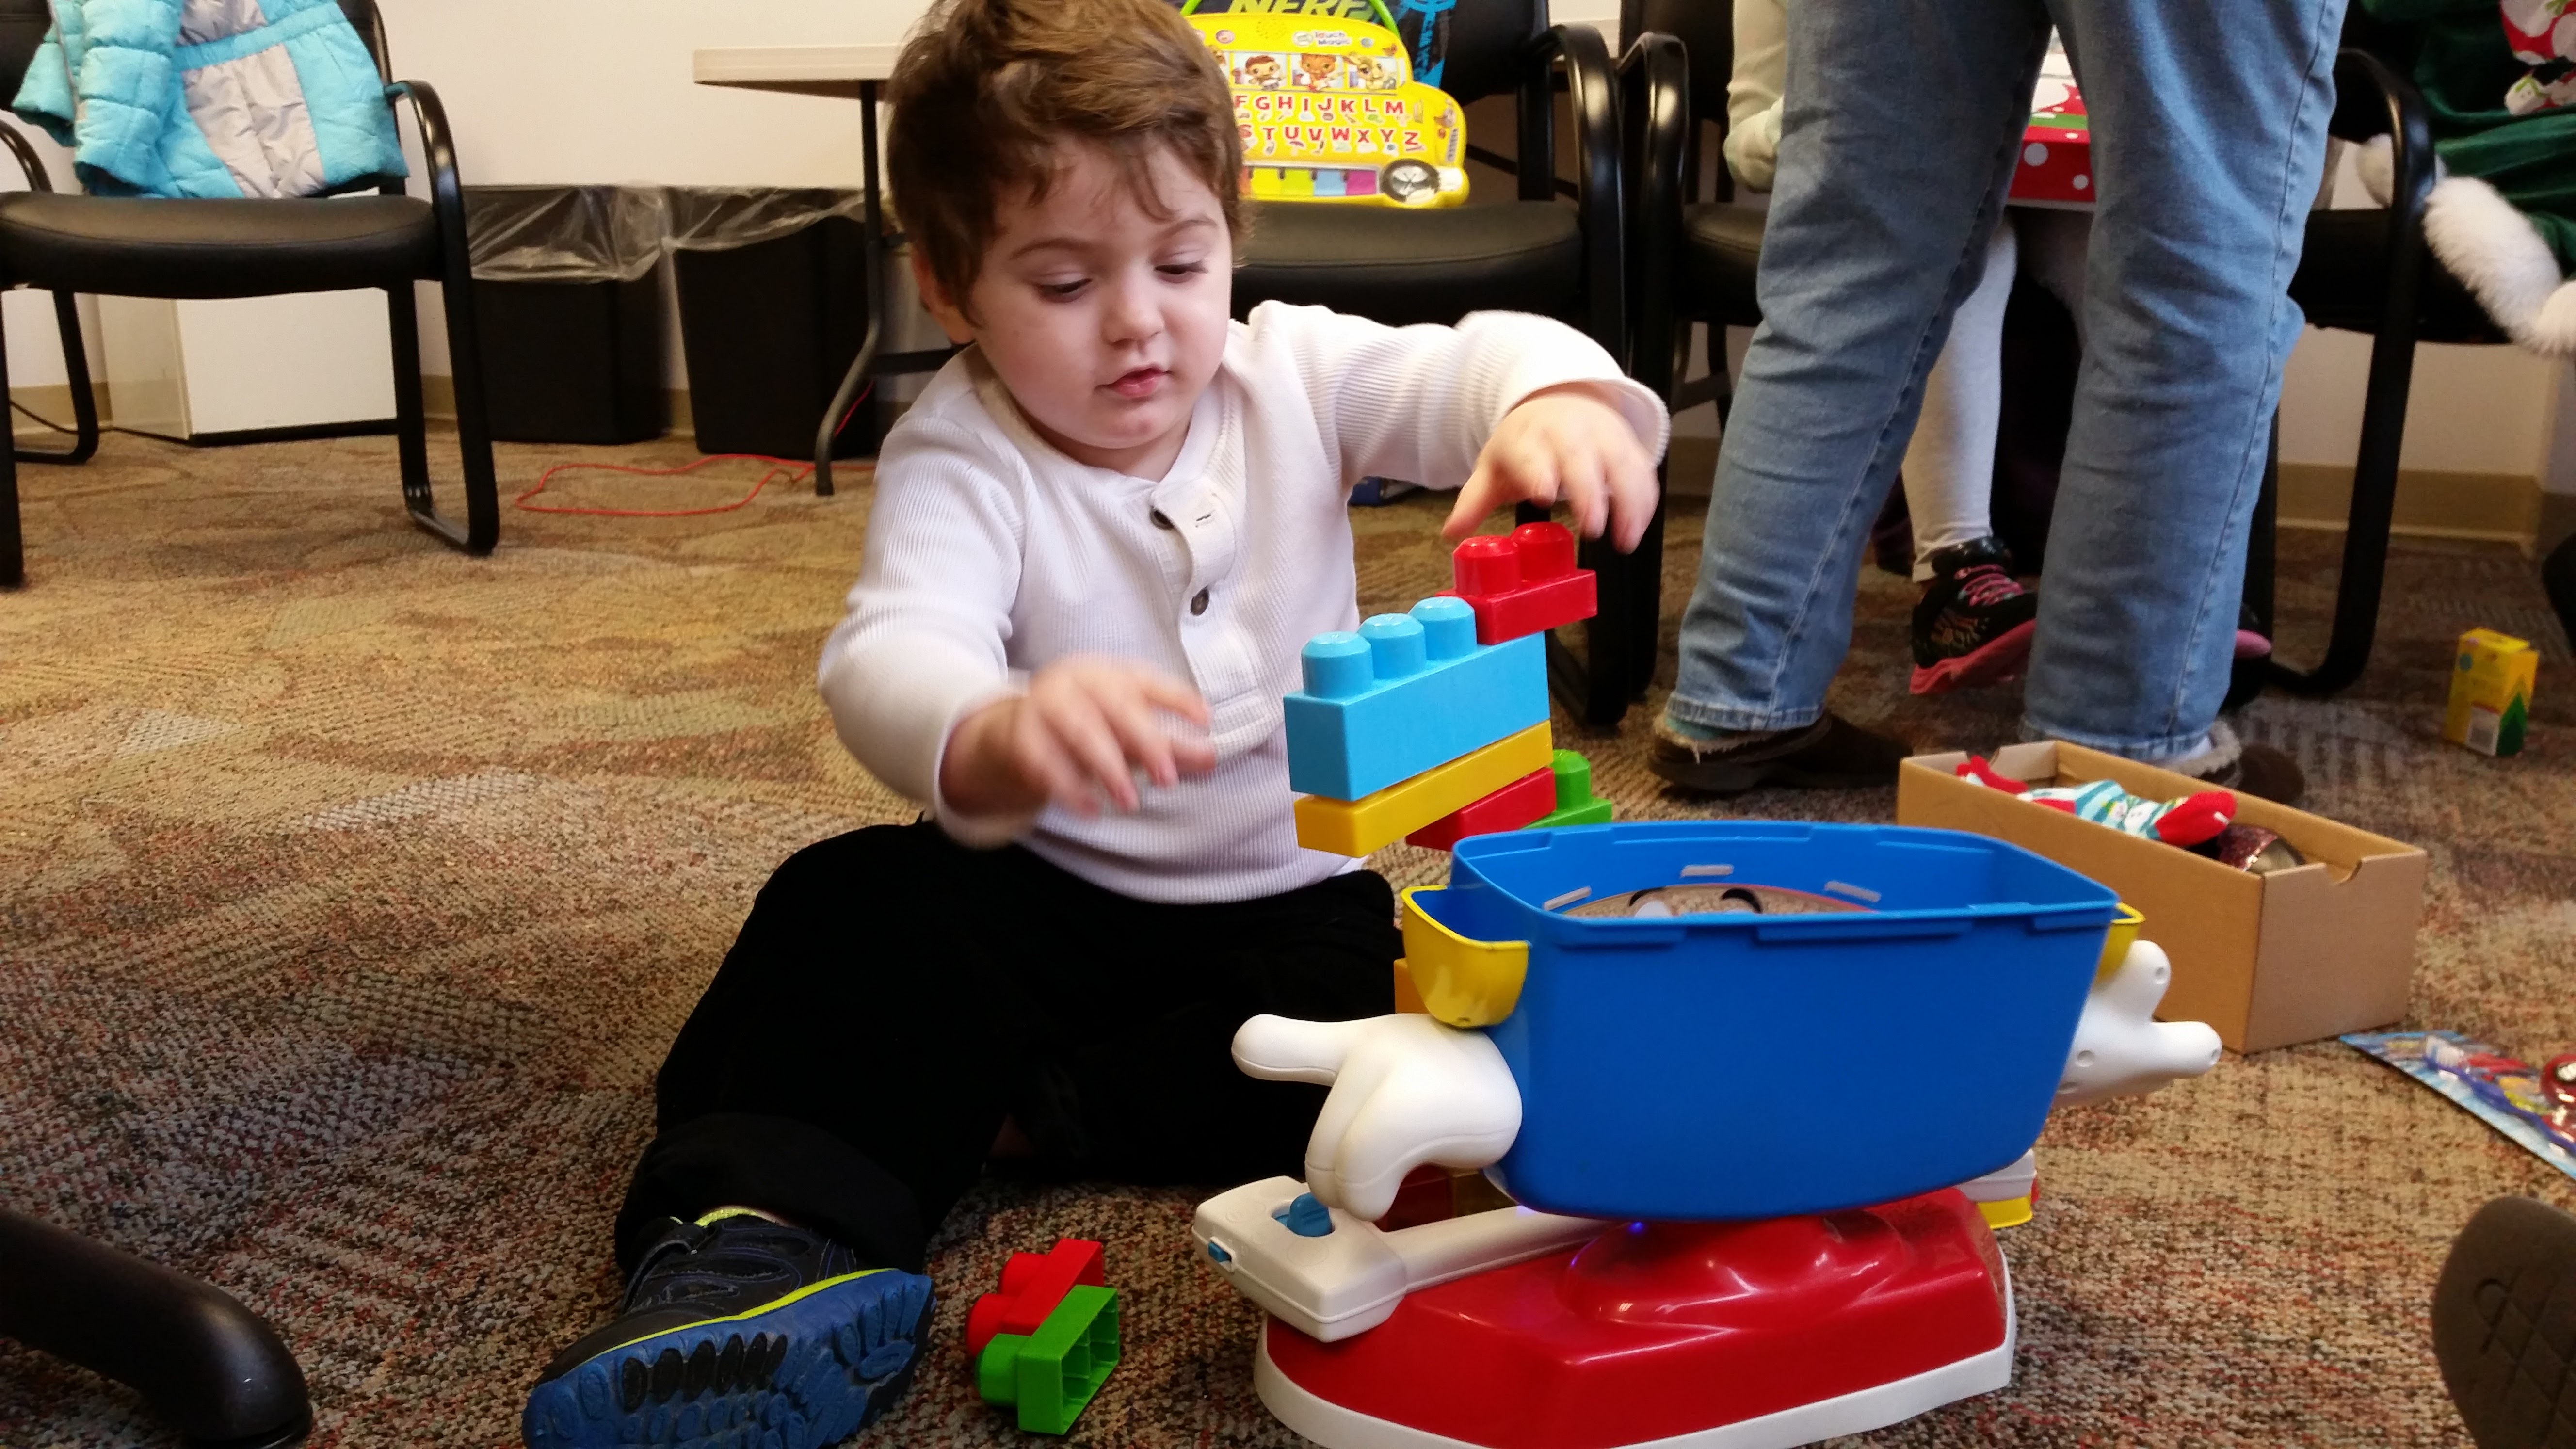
[1412,595,1477,660]
[1275,1193,1334,1237]
[1359,613,1427,680]
[1300,632,1373,699]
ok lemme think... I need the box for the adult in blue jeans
[1650,0,2323,802]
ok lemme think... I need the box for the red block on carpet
[1406,765,1557,851]
[966,1238,1107,1357]
[1443,522,1596,645]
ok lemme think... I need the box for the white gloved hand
[2057,939,2223,1107]
[1232,1014,1523,1221]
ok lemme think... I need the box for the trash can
[466,185,669,444]
[665,189,876,460]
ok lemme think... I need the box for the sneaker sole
[1645,751,1896,797]
[523,1268,934,1449]
[1910,620,2036,697]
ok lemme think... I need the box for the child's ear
[912,250,977,345]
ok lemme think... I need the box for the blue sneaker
[523,1209,932,1449]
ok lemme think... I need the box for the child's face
[918,142,1231,479]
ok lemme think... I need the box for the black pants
[617,821,1398,1274]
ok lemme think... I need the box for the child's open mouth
[1108,367,1167,399]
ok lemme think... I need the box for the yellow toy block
[1293,723,1551,857]
[1400,886,1528,1028]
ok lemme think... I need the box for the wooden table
[692,44,946,493]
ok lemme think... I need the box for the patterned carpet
[3,428,2572,1449]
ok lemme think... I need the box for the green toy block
[1529,749,1613,829]
[975,1283,1119,1435]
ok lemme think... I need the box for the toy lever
[1234,1013,1523,1221]
[2055,938,2222,1106]
[1193,1177,1607,1342]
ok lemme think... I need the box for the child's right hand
[941,656,1216,819]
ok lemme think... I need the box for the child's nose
[1099,275,1163,345]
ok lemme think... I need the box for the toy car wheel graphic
[1380,160,1439,205]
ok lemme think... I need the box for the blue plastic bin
[1422,821,2118,1221]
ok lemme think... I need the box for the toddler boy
[522,1,1662,1445]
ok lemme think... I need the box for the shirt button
[1191,588,1210,616]
[1150,510,1175,530]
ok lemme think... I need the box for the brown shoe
[1647,714,1910,796]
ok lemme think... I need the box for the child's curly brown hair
[887,0,1247,318]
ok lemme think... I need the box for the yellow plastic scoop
[1400,886,1529,1028]
[2096,902,2144,983]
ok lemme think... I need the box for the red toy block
[1403,765,1555,851]
[966,1238,1107,1358]
[1442,521,1596,644]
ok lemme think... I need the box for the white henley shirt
[818,301,1668,903]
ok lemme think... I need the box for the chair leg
[12,290,99,466]
[387,285,434,509]
[442,276,500,554]
[2270,328,2416,698]
[0,299,19,589]
[389,281,499,556]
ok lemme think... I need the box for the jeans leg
[1668,0,2050,731]
[2022,0,2345,757]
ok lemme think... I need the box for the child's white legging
[1903,207,2093,580]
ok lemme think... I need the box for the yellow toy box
[2443,628,2536,757]
[1184,1,1467,207]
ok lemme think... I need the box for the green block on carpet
[975,1283,1120,1434]
[1529,748,1613,829]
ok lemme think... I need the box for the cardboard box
[2443,628,2535,757]
[1898,742,2427,1052]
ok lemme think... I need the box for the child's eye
[1158,260,1208,279]
[1036,279,1089,299]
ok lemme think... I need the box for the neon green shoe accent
[597,1266,893,1358]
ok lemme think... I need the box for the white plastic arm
[2056,939,2224,1107]
[1232,1014,1523,1221]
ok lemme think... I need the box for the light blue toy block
[1284,596,1548,801]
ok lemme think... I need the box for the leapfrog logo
[1290,30,1353,45]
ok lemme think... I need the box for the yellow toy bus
[1183,0,1467,207]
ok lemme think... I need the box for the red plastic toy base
[966,1238,1107,1358]
[1444,522,1598,645]
[1257,1192,2011,1449]
[1406,765,1557,851]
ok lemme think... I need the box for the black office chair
[1618,0,1755,420]
[0,1209,310,1447]
[1217,1,1639,724]
[0,0,495,589]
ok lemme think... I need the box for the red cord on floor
[513,384,871,518]
[513,452,811,517]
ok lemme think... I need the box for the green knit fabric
[2360,0,2576,271]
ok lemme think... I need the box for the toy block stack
[1287,522,1614,858]
[966,1238,1118,1435]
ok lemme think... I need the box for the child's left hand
[1443,383,1658,552]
